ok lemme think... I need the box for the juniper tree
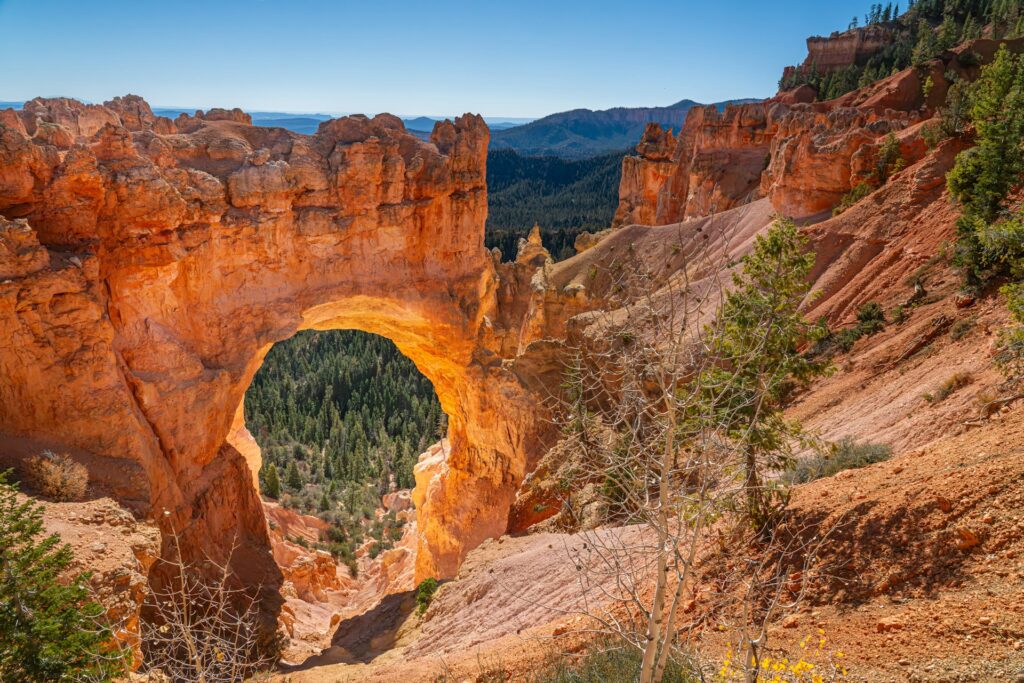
[0,471,126,681]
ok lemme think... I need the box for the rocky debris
[266,502,330,547]
[265,504,340,604]
[32,495,160,668]
[877,617,906,633]
[280,551,340,603]
[0,217,49,278]
[382,490,412,513]
[572,228,612,253]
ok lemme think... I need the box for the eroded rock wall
[780,24,896,85]
[0,96,553,611]
[614,96,923,227]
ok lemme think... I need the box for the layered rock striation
[614,99,923,228]
[615,38,1024,231]
[0,95,560,613]
[780,24,897,84]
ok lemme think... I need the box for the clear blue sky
[0,0,870,118]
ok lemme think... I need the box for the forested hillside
[485,149,623,260]
[780,0,1024,99]
[246,331,444,514]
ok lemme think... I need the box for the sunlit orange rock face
[779,25,896,85]
[614,38,1024,231]
[614,99,923,227]
[0,96,551,604]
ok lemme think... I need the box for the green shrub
[959,51,981,68]
[940,80,972,137]
[999,282,1024,377]
[876,132,905,183]
[834,327,864,353]
[786,439,893,484]
[921,122,947,150]
[856,301,887,334]
[833,181,874,216]
[814,301,888,355]
[416,577,439,615]
[524,645,698,683]
[0,471,127,681]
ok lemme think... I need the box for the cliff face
[614,38,1024,230]
[614,99,921,227]
[0,96,557,610]
[780,24,896,84]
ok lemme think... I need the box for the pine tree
[960,14,981,41]
[0,472,127,681]
[913,18,939,64]
[938,12,960,50]
[698,219,829,533]
[285,460,303,491]
[948,45,1024,286]
[263,463,281,499]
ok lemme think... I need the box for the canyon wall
[780,24,896,84]
[614,99,922,227]
[0,96,556,613]
[614,38,1024,231]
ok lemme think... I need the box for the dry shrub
[923,371,974,403]
[785,438,892,484]
[23,450,88,501]
[142,529,275,682]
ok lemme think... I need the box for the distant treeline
[485,149,624,261]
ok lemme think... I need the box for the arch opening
[243,328,446,572]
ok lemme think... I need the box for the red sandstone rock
[0,217,49,278]
[32,495,160,668]
[616,96,925,226]
[0,96,550,608]
[783,25,896,82]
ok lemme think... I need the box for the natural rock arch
[0,96,546,598]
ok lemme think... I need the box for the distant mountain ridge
[3,98,757,158]
[490,98,759,158]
